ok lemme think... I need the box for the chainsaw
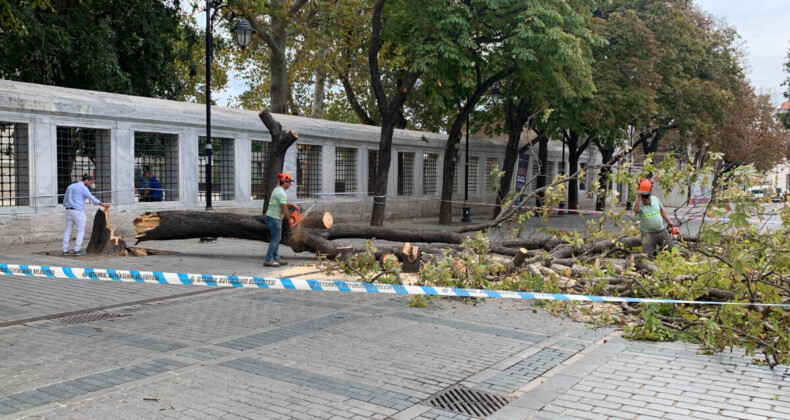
[289,202,316,227]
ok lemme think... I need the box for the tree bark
[535,134,549,208]
[86,209,127,255]
[310,40,329,119]
[595,144,615,211]
[368,0,422,226]
[259,110,298,215]
[438,69,513,224]
[494,94,531,217]
[269,1,289,114]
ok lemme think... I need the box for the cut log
[300,211,333,229]
[86,210,128,256]
[512,248,529,267]
[401,243,422,273]
[381,253,400,270]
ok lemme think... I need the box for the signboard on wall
[514,154,529,205]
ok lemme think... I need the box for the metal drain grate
[59,312,124,325]
[426,385,510,418]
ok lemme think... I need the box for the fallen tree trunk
[134,211,466,258]
[133,211,647,263]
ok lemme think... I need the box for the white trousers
[63,209,87,252]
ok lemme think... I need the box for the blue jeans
[265,215,282,262]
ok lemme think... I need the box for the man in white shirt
[62,174,111,256]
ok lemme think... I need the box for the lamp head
[232,17,255,50]
[489,86,503,105]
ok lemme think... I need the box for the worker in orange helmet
[633,179,675,257]
[264,172,302,267]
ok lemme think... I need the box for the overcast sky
[696,0,790,105]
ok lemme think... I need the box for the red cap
[277,172,292,182]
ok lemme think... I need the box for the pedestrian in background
[62,174,111,256]
[633,179,674,256]
[141,169,164,202]
[264,172,301,267]
[135,165,150,200]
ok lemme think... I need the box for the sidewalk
[1,216,789,419]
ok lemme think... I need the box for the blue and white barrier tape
[2,264,789,308]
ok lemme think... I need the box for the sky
[694,0,789,105]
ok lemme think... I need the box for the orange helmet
[638,179,652,196]
[277,172,292,182]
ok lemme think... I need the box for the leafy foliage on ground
[321,152,790,367]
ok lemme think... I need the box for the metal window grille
[484,157,498,192]
[467,156,479,194]
[251,140,270,200]
[531,157,540,190]
[422,153,438,195]
[335,147,357,195]
[0,122,29,206]
[134,132,178,202]
[297,144,322,198]
[198,136,234,201]
[579,162,587,190]
[547,161,555,183]
[56,126,111,204]
[558,161,566,177]
[368,150,378,196]
[397,152,414,196]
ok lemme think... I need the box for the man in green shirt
[264,172,301,267]
[633,179,675,256]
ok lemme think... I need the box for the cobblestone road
[1,219,789,419]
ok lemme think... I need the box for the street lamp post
[204,142,213,209]
[200,1,255,243]
[461,114,472,223]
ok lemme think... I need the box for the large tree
[782,47,790,129]
[630,0,742,156]
[488,0,600,216]
[0,0,205,99]
[545,5,660,210]
[232,0,315,114]
[704,81,790,172]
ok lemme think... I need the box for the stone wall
[0,80,599,245]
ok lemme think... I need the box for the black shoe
[62,251,70,256]
[276,260,288,266]
[263,261,280,267]
[74,250,87,256]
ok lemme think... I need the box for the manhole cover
[59,312,125,325]
[426,385,510,418]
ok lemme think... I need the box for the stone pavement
[1,216,789,419]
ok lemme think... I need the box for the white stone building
[0,80,599,245]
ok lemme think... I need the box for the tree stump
[401,242,422,273]
[86,210,128,256]
[512,248,529,267]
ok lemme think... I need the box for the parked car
[747,186,767,200]
[771,188,784,203]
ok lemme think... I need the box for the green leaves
[0,0,203,100]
